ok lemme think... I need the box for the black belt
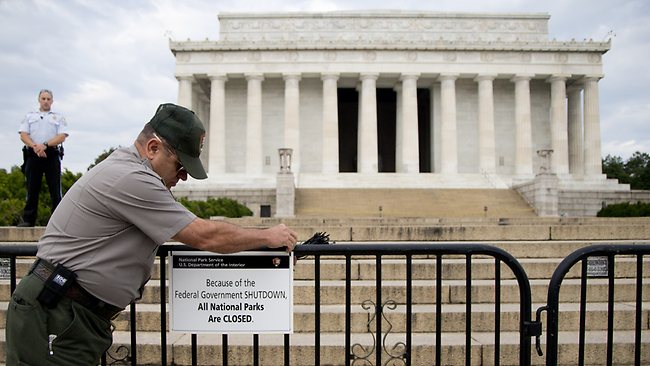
[23,145,61,158]
[31,258,123,320]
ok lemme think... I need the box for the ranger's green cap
[148,103,207,179]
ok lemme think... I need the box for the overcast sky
[1,0,648,174]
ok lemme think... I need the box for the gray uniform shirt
[37,145,196,308]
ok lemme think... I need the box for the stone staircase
[294,188,537,218]
[1,218,650,365]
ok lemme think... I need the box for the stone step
[294,188,536,218]
[286,278,650,305]
[110,329,650,366]
[163,277,647,305]
[3,276,646,305]
[233,216,650,225]
[8,253,649,283]
[5,220,650,242]
[2,329,646,366]
[303,241,647,260]
[3,301,645,334]
[294,257,650,281]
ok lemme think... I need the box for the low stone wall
[560,189,650,217]
[514,174,558,216]
[515,174,650,217]
[4,217,650,243]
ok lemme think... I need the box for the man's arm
[48,132,68,146]
[20,131,46,157]
[20,132,67,158]
[19,131,34,147]
[172,218,298,254]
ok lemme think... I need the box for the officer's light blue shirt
[18,111,69,144]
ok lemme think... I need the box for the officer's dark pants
[5,271,113,365]
[22,147,62,225]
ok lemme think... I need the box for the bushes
[0,198,24,227]
[0,165,252,226]
[177,197,252,219]
[597,202,650,217]
[0,166,82,226]
[0,167,27,226]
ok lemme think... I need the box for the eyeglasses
[153,133,186,174]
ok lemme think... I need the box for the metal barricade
[538,244,650,366]
[2,242,538,366]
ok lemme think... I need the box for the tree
[602,152,650,190]
[0,166,80,226]
[602,154,627,184]
[87,147,118,171]
[0,167,25,225]
[624,152,650,190]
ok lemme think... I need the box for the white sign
[0,258,10,280]
[169,251,293,334]
[586,256,609,278]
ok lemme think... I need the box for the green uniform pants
[5,272,113,365]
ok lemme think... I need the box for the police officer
[5,103,298,365]
[18,89,69,227]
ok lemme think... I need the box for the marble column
[398,73,420,173]
[394,84,403,172]
[475,74,497,174]
[208,74,227,175]
[567,84,584,178]
[197,96,210,169]
[439,74,458,174]
[358,73,379,173]
[549,75,570,175]
[176,75,193,109]
[583,76,603,176]
[283,73,301,174]
[430,85,439,172]
[321,73,340,174]
[512,74,534,176]
[246,73,264,175]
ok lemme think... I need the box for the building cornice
[169,39,611,54]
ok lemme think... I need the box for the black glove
[297,232,333,260]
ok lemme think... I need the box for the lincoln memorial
[168,11,636,217]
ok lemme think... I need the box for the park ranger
[5,103,298,365]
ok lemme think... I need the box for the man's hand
[33,143,47,158]
[264,224,298,252]
[174,219,300,254]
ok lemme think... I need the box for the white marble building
[169,11,629,216]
